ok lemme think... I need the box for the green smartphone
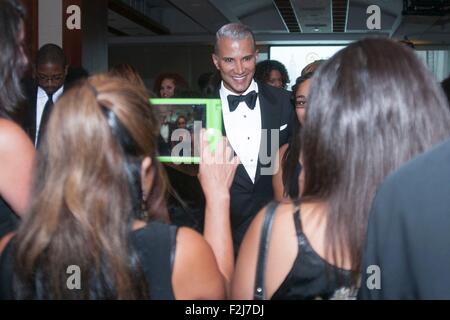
[150,98,223,164]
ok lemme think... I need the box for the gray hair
[214,23,256,54]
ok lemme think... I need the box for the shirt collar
[37,86,64,99]
[220,79,259,97]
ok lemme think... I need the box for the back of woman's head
[14,74,169,299]
[109,63,147,91]
[302,38,450,277]
[0,0,27,117]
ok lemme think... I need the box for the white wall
[38,0,63,48]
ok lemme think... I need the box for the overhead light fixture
[314,27,320,32]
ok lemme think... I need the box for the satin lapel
[214,88,227,136]
[255,82,282,184]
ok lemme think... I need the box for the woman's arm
[198,133,239,296]
[172,227,226,300]
[0,119,35,216]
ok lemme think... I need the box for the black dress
[271,209,357,300]
[0,222,177,300]
[0,198,19,239]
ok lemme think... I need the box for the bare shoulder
[249,202,294,233]
[273,202,297,221]
[176,227,212,253]
[0,119,33,153]
[231,202,297,299]
[172,227,225,300]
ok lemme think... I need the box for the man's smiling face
[213,37,258,95]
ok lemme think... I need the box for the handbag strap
[253,201,278,300]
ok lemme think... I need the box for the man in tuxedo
[359,138,450,299]
[21,44,68,147]
[211,23,293,252]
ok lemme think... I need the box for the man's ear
[212,54,220,70]
[255,49,259,61]
[141,157,154,199]
[64,65,69,76]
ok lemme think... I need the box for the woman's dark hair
[0,0,27,118]
[301,38,450,284]
[282,72,315,200]
[153,72,188,97]
[13,74,169,299]
[255,60,290,89]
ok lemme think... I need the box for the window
[416,49,450,82]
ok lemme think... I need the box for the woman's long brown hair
[13,75,169,299]
[302,39,450,285]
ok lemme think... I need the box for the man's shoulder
[376,138,450,208]
[21,78,37,95]
[258,81,291,100]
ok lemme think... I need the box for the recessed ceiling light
[314,27,320,32]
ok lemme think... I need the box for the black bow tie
[227,91,258,112]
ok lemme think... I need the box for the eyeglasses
[37,73,64,83]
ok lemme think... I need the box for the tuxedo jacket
[18,80,40,144]
[217,82,294,251]
[18,80,64,145]
[359,138,450,299]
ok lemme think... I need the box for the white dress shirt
[220,80,261,183]
[35,86,64,145]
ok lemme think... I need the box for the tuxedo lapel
[20,82,38,144]
[215,88,227,137]
[258,82,281,132]
[254,82,282,184]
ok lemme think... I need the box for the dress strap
[293,206,309,249]
[253,201,278,300]
[293,207,302,236]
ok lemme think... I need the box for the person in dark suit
[204,23,293,272]
[21,44,68,147]
[359,137,450,299]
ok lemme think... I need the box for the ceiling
[108,0,450,45]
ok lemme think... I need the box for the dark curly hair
[153,73,188,98]
[255,60,290,89]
